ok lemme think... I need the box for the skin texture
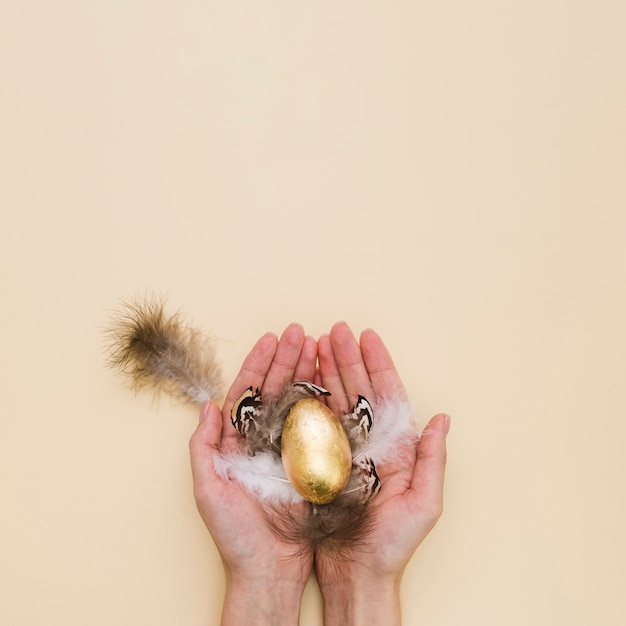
[189,324,315,626]
[189,322,449,626]
[315,323,449,625]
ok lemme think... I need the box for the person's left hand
[313,322,449,626]
[189,323,315,626]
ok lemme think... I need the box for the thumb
[189,401,224,488]
[410,413,450,519]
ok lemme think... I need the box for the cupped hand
[314,322,449,624]
[189,324,316,624]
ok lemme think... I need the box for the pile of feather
[105,297,417,555]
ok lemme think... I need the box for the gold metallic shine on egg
[281,398,352,505]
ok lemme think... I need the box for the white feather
[215,395,419,504]
[213,451,304,504]
[353,395,419,465]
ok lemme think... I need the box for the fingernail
[443,414,451,438]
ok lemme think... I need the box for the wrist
[221,571,306,626]
[318,574,402,626]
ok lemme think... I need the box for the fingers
[410,413,450,520]
[223,325,310,414]
[360,328,407,399]
[320,322,391,414]
[293,335,317,383]
[317,332,348,414]
[224,323,399,426]
[261,323,306,397]
[330,322,375,404]
[223,332,279,416]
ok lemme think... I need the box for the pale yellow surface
[2,2,625,625]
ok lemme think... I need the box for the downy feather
[351,395,419,465]
[242,384,322,455]
[213,451,303,504]
[267,496,375,558]
[104,297,222,403]
[217,388,418,557]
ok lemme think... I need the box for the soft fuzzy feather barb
[217,388,418,556]
[104,297,223,403]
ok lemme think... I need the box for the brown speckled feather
[104,297,222,403]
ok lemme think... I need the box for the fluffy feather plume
[104,297,223,403]
[213,452,301,503]
[351,395,419,464]
[217,388,418,556]
[266,496,376,559]
[246,384,326,455]
[215,445,377,556]
[220,394,417,507]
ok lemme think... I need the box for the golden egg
[281,398,352,505]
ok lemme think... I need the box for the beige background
[2,2,625,624]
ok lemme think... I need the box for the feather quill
[104,297,223,403]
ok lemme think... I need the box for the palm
[190,324,316,585]
[314,323,447,583]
